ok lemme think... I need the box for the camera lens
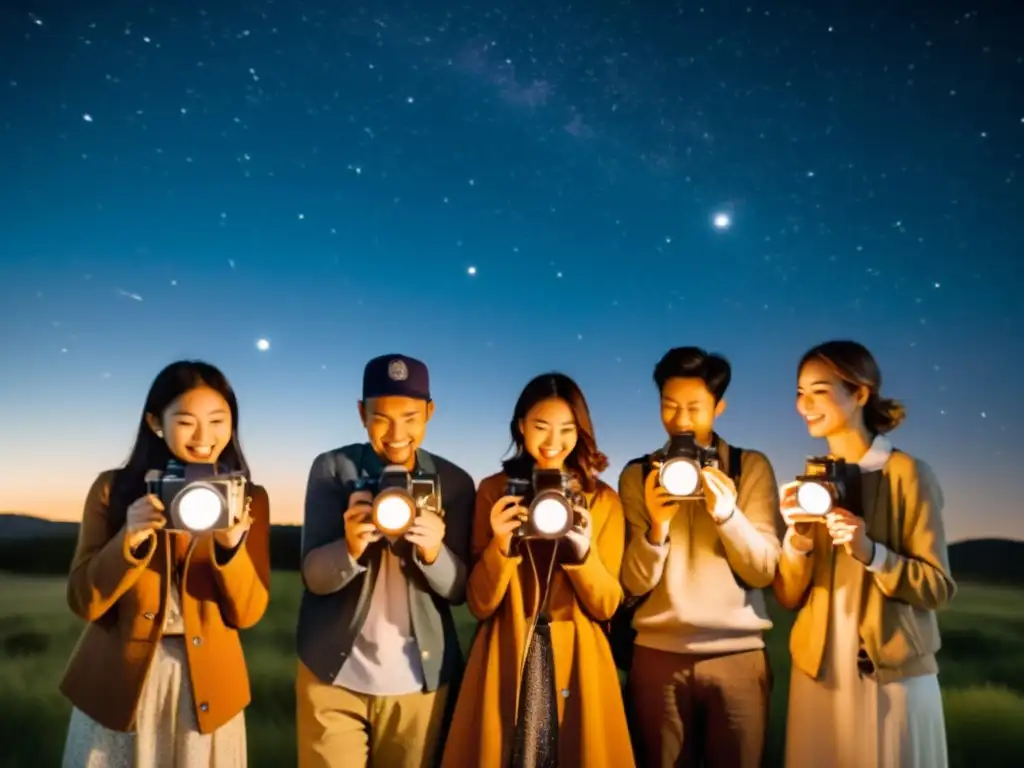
[660,459,701,497]
[796,481,833,516]
[373,492,415,535]
[177,486,223,531]
[530,495,571,536]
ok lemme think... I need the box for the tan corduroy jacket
[59,469,271,733]
[774,450,956,683]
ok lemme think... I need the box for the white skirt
[61,636,247,768]
[785,665,948,768]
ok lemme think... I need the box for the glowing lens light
[374,494,415,534]
[660,459,700,497]
[796,482,833,516]
[531,496,571,536]
[177,486,223,531]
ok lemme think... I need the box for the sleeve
[561,486,626,621]
[465,475,522,621]
[618,461,670,598]
[772,525,817,610]
[66,471,156,622]
[209,484,272,629]
[866,458,957,610]
[713,451,783,589]
[300,451,366,596]
[413,469,474,604]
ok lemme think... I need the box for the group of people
[57,340,956,768]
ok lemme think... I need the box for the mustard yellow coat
[60,470,271,734]
[441,472,634,768]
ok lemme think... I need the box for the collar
[857,435,893,472]
[358,444,436,477]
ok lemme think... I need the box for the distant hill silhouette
[0,513,304,574]
[947,538,1024,588]
[0,514,77,539]
[1,512,1022,585]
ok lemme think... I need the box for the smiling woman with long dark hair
[441,372,633,768]
[59,360,271,768]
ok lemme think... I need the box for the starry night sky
[1,1,1021,540]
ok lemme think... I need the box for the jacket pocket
[875,599,924,666]
[118,571,164,641]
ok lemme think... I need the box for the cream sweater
[619,437,784,654]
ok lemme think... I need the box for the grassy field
[1,572,1023,767]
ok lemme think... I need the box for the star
[712,212,732,230]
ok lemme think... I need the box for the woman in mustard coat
[442,372,633,768]
[60,360,271,768]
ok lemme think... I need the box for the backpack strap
[727,443,743,485]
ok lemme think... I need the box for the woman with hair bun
[774,340,955,768]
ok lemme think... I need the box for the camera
[793,457,852,520]
[146,460,248,533]
[650,432,720,498]
[356,465,442,536]
[507,468,586,540]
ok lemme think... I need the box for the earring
[155,430,163,438]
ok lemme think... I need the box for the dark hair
[653,346,731,402]
[107,360,250,528]
[799,340,906,435]
[502,372,608,493]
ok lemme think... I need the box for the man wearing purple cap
[295,354,475,768]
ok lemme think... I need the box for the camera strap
[414,448,436,476]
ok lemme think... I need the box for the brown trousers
[627,646,771,768]
[296,661,449,768]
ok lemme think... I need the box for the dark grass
[1,573,1022,767]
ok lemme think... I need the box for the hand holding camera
[784,456,867,557]
[489,495,526,556]
[507,470,586,545]
[780,481,816,552]
[563,503,592,562]
[643,469,679,527]
[125,492,167,552]
[406,508,446,565]
[825,508,873,564]
[146,462,249,534]
[700,466,738,522]
[780,482,815,537]
[213,496,253,550]
[344,489,382,561]
[347,467,447,561]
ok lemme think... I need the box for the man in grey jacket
[295,353,475,768]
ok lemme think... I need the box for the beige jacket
[774,448,956,683]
